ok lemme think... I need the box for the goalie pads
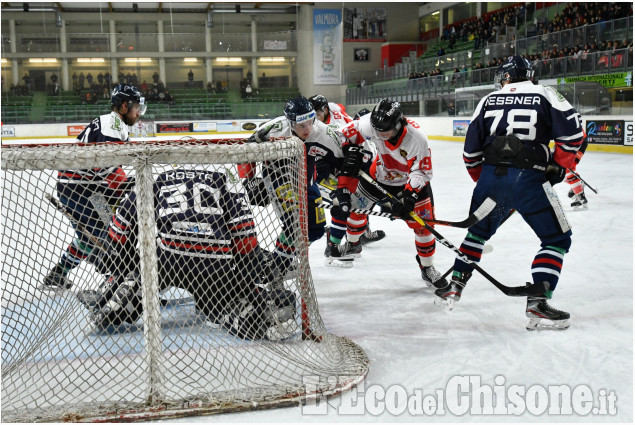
[243,177,271,207]
[221,289,297,341]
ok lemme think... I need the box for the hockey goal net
[1,138,368,422]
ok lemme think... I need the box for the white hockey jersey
[339,114,433,192]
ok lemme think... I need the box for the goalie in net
[76,166,296,340]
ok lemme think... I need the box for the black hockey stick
[568,169,598,194]
[358,171,546,297]
[320,197,496,229]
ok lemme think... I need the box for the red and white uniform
[337,114,438,267]
[338,114,433,193]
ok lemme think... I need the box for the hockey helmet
[284,96,316,126]
[354,108,371,120]
[370,99,403,132]
[111,84,146,115]
[494,55,534,90]
[308,94,329,112]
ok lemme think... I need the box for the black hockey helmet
[308,94,329,112]
[354,108,371,120]
[494,55,534,89]
[111,84,146,115]
[370,99,404,132]
[284,96,316,125]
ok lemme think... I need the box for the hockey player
[307,95,385,267]
[434,55,584,330]
[333,99,447,288]
[240,96,341,277]
[77,167,296,341]
[565,132,589,209]
[42,84,145,291]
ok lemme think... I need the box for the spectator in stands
[79,72,85,89]
[216,80,223,93]
[447,102,456,116]
[141,80,148,91]
[245,84,253,98]
[188,69,194,87]
[437,46,446,57]
[104,71,111,88]
[152,71,159,84]
[97,72,104,87]
[86,72,94,88]
[165,90,175,105]
[207,81,214,93]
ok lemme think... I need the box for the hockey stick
[46,194,107,251]
[568,169,598,194]
[357,171,546,297]
[320,197,497,229]
[439,209,517,281]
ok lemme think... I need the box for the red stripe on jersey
[337,175,359,192]
[532,257,562,268]
[379,153,411,173]
[331,216,348,226]
[108,228,127,244]
[233,236,258,254]
[112,216,127,231]
[467,166,482,182]
[162,239,231,252]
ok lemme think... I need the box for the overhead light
[431,11,439,16]
[216,57,242,63]
[184,58,198,63]
[77,58,105,63]
[1,58,8,63]
[29,58,58,63]
[124,58,152,63]
[259,57,285,63]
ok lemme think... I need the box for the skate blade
[324,257,354,268]
[526,318,570,331]
[37,284,70,295]
[571,204,588,211]
[434,296,455,311]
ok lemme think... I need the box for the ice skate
[40,264,72,293]
[433,271,471,311]
[526,293,570,331]
[416,256,447,289]
[324,238,354,268]
[570,192,588,209]
[359,226,386,246]
[342,239,362,258]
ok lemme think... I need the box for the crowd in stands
[8,83,30,96]
[437,2,632,56]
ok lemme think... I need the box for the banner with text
[313,9,343,85]
[557,72,633,88]
[585,120,625,145]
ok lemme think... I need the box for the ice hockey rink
[3,133,633,422]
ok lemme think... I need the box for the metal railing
[346,50,633,117]
[345,17,633,85]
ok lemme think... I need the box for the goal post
[1,138,369,422]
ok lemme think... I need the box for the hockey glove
[392,189,418,219]
[545,162,566,186]
[247,125,273,144]
[340,145,364,177]
[243,177,270,207]
[333,187,352,215]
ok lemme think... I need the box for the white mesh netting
[1,138,368,422]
